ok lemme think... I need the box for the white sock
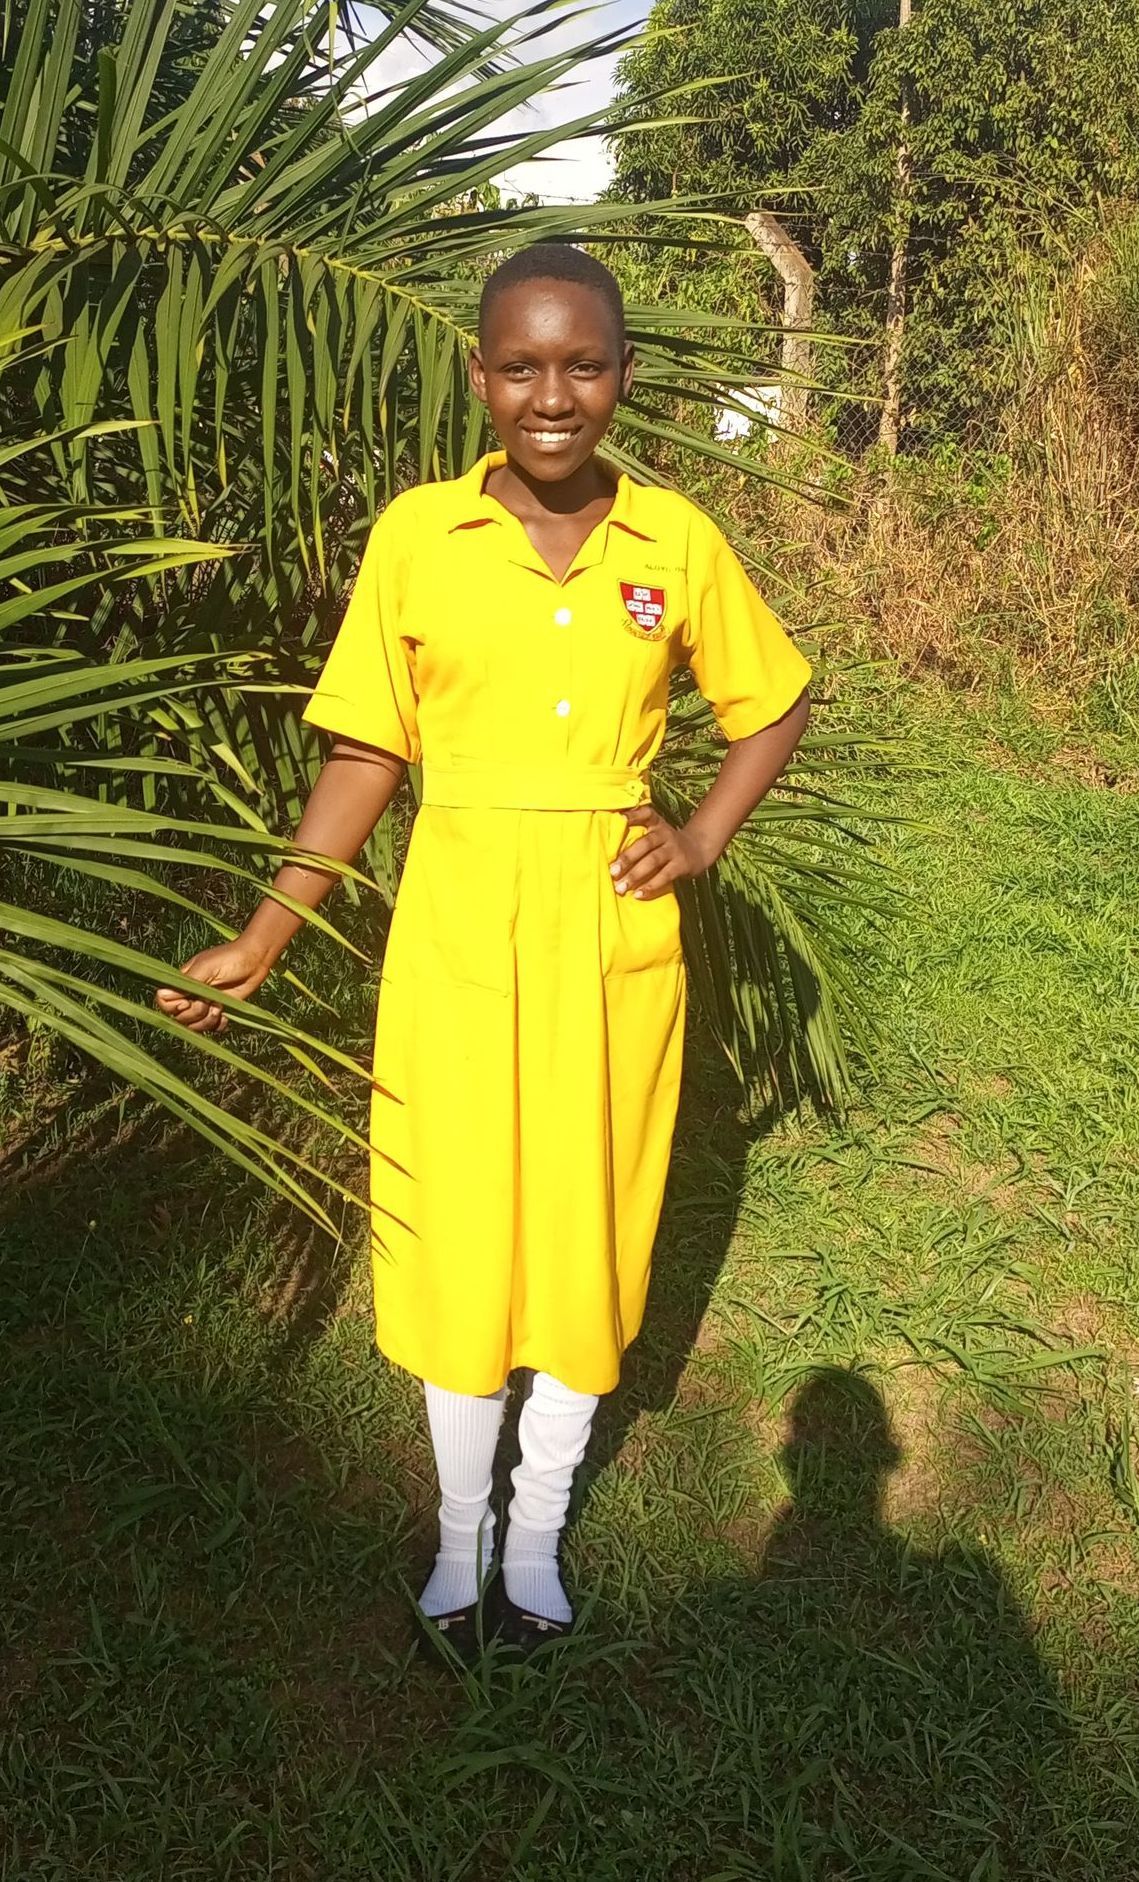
[504,1371,599,1624]
[419,1381,507,1617]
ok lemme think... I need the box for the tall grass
[740,213,1139,725]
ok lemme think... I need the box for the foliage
[610,0,1139,438]
[0,408,386,1223]
[654,678,892,1098]
[753,215,1139,719]
[1086,210,1139,412]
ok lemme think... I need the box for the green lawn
[3,680,1139,1880]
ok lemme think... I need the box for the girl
[157,244,810,1659]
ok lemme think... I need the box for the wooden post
[744,209,815,433]
[878,0,913,455]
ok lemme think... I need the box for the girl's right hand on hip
[155,938,271,1035]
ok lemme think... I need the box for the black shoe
[499,1590,574,1656]
[414,1574,503,1669]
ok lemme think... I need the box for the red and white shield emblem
[620,581,667,638]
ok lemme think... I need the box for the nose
[532,369,574,418]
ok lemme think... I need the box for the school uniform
[302,450,810,1399]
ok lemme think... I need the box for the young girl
[157,244,810,1659]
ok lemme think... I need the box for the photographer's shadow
[674,1369,1087,1877]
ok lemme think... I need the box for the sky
[360,0,651,204]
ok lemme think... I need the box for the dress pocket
[601,868,684,977]
[395,808,513,995]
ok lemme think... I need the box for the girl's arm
[156,740,404,1034]
[611,689,810,899]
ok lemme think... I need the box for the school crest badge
[619,581,668,640]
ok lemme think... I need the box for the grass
[3,673,1139,1880]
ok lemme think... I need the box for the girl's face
[469,279,635,483]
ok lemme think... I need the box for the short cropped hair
[479,242,625,343]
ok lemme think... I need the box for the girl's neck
[485,450,615,520]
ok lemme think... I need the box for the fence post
[744,210,815,433]
[879,0,913,455]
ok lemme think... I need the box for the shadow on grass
[655,1366,1091,1878]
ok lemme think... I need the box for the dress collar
[445,449,655,546]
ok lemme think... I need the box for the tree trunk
[878,0,913,455]
[744,209,815,433]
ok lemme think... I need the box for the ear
[619,340,636,402]
[468,345,488,403]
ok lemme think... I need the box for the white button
[555,698,571,717]
[554,607,572,627]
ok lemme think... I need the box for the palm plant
[1,0,891,1219]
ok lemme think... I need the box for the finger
[621,806,660,830]
[611,837,654,882]
[618,843,678,894]
[617,839,670,888]
[611,828,666,882]
[155,988,188,1012]
[172,998,215,1027]
[629,867,678,901]
[186,1005,225,1034]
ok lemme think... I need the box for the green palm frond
[0,0,784,530]
[0,492,383,1217]
[655,679,898,1110]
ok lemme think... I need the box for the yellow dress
[302,451,811,1395]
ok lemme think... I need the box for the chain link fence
[713,365,984,463]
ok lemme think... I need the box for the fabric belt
[421,759,650,812]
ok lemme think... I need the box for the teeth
[530,431,575,443]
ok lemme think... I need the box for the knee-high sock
[504,1370,599,1624]
[419,1380,507,1617]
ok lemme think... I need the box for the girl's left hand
[610,806,714,901]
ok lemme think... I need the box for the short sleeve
[682,516,811,740]
[301,505,420,762]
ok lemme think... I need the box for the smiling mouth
[522,428,581,446]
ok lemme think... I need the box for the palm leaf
[654,678,899,1108]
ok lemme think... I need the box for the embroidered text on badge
[619,582,668,640]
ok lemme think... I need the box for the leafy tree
[611,0,1139,436]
